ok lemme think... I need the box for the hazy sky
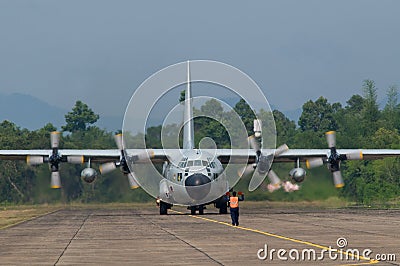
[0,0,399,118]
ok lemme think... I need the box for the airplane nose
[185,173,211,200]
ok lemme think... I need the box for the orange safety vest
[230,196,239,208]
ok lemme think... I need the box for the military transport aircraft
[1,62,400,215]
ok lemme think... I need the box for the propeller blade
[127,172,139,189]
[266,169,282,192]
[267,169,281,186]
[254,119,262,137]
[114,133,123,150]
[306,158,324,169]
[51,171,61,189]
[248,135,260,152]
[67,156,84,164]
[26,156,44,165]
[345,150,363,160]
[237,164,255,177]
[332,171,344,188]
[325,131,336,148]
[99,162,117,174]
[51,131,60,149]
[275,144,289,156]
[248,168,267,191]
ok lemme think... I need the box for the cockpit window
[178,161,186,168]
[209,162,216,168]
[186,160,209,167]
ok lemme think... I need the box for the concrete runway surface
[0,205,398,265]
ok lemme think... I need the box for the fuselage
[159,149,228,205]
[157,61,229,206]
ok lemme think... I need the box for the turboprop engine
[81,168,98,183]
[289,167,306,183]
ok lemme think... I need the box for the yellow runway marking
[171,210,379,265]
[339,262,381,266]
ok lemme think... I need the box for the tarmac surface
[0,204,399,265]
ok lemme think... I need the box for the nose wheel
[189,205,205,215]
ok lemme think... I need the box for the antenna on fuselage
[183,60,195,150]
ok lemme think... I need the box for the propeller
[99,134,130,176]
[99,134,147,189]
[240,135,289,191]
[26,131,84,188]
[49,131,62,188]
[306,131,363,188]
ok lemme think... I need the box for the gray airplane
[2,62,400,215]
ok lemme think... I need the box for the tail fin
[183,61,195,150]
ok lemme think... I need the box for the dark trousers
[230,207,239,226]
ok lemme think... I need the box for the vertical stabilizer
[183,61,195,150]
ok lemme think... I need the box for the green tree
[346,94,365,113]
[298,96,340,133]
[194,101,230,148]
[234,99,256,135]
[361,80,380,136]
[385,85,398,112]
[272,110,296,146]
[62,101,99,132]
[179,90,185,103]
[382,85,399,130]
[200,99,224,119]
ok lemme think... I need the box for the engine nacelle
[289,167,306,183]
[81,168,98,183]
[257,154,273,174]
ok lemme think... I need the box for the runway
[0,204,398,265]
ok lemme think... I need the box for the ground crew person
[229,191,244,226]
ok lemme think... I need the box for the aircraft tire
[198,205,204,215]
[219,204,227,214]
[160,201,168,215]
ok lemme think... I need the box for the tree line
[0,80,399,205]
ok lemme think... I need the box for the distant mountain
[0,93,65,130]
[0,93,122,131]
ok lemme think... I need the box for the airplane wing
[2,147,400,192]
[0,149,173,164]
[215,148,400,190]
[274,149,400,162]
[215,148,400,164]
[0,150,53,161]
[3,148,400,162]
[2,148,400,164]
[0,149,120,163]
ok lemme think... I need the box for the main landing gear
[215,195,228,214]
[158,200,173,215]
[157,197,229,215]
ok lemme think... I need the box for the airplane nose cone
[185,173,211,200]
